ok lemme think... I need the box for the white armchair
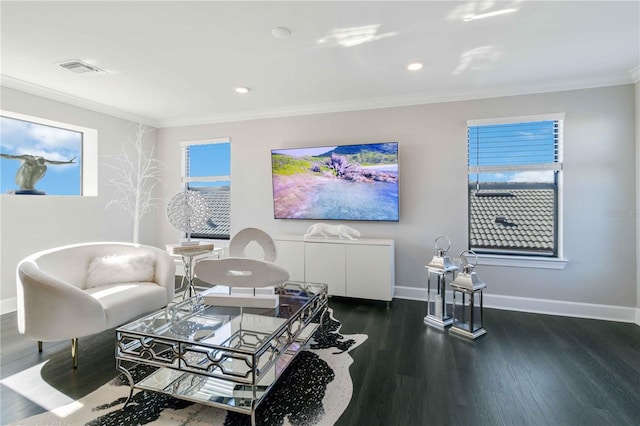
[16,242,175,368]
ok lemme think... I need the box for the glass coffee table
[115,281,328,425]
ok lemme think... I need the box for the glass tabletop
[117,281,327,354]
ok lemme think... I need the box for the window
[0,110,97,196]
[467,114,563,257]
[181,138,231,239]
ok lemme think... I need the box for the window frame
[466,113,565,263]
[180,137,231,240]
[0,110,98,196]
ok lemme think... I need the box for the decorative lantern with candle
[450,250,487,339]
[424,235,459,329]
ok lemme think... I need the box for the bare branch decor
[106,123,165,243]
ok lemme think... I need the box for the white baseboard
[394,285,638,324]
[1,297,17,315]
[394,285,428,301]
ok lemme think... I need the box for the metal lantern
[424,236,459,329]
[450,250,487,339]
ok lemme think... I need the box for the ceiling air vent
[57,59,105,74]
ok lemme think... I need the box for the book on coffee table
[166,242,215,255]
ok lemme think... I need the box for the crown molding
[158,73,634,128]
[0,75,159,127]
[630,65,640,84]
[1,72,633,130]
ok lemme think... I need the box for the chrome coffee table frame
[115,281,328,426]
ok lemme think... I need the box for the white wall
[0,87,163,313]
[636,81,640,325]
[2,85,635,321]
[157,85,637,321]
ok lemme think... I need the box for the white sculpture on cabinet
[304,223,361,241]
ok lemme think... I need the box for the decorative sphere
[166,190,208,233]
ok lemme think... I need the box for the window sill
[476,254,568,270]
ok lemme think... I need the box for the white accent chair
[16,242,175,368]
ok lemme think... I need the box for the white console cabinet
[274,235,395,302]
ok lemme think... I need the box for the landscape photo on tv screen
[271,142,399,221]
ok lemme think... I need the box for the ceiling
[1,1,638,128]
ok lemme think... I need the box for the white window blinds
[182,139,230,186]
[468,120,562,175]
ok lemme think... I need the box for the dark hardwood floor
[1,297,639,425]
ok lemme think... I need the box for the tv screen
[271,142,399,221]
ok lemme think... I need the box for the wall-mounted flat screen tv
[271,142,399,221]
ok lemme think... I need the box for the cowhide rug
[10,310,366,426]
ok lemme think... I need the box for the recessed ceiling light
[407,62,423,71]
[235,87,250,94]
[272,27,292,38]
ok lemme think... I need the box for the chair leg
[37,341,43,352]
[71,338,78,369]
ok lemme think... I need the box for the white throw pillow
[86,253,156,288]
